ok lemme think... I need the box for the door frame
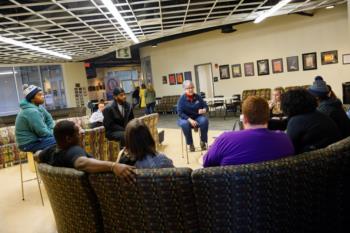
[194,63,215,97]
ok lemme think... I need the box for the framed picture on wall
[176,73,184,84]
[321,50,338,65]
[302,52,317,70]
[213,76,218,82]
[343,54,350,64]
[184,71,192,81]
[257,59,269,75]
[272,58,283,73]
[231,64,242,78]
[162,76,167,84]
[244,62,254,76]
[219,65,230,79]
[286,56,299,72]
[169,74,176,85]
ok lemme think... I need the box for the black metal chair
[224,94,241,119]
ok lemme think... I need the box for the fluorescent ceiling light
[326,5,334,9]
[101,0,139,43]
[0,71,16,75]
[254,0,292,24]
[0,36,72,60]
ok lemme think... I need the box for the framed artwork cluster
[218,50,346,79]
[164,71,192,85]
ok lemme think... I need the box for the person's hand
[198,108,206,114]
[112,163,136,184]
[188,118,198,128]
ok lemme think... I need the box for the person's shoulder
[66,145,86,155]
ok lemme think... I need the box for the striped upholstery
[255,88,271,100]
[89,168,198,233]
[192,139,350,233]
[38,163,104,233]
[138,113,159,146]
[0,126,26,168]
[242,90,256,101]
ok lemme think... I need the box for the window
[0,68,19,116]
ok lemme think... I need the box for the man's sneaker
[189,144,195,152]
[200,141,207,150]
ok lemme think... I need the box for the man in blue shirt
[177,80,208,152]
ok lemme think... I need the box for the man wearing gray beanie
[308,76,350,139]
[15,84,56,152]
[103,87,134,146]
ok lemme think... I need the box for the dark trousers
[19,136,56,153]
[178,115,209,145]
[107,131,125,147]
[146,102,156,115]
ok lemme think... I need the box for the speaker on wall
[342,82,350,104]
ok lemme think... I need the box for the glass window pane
[0,68,19,116]
[40,65,67,110]
[15,66,42,100]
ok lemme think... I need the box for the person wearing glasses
[177,80,209,152]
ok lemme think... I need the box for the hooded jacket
[318,98,350,139]
[15,99,55,146]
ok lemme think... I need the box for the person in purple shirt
[203,96,294,167]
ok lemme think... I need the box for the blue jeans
[146,102,156,115]
[19,136,56,152]
[178,115,208,145]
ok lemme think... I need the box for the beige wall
[62,62,89,107]
[140,5,350,99]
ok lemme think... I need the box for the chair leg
[34,161,44,206]
[19,154,24,201]
[180,129,184,159]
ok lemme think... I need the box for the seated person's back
[122,118,174,169]
[281,88,340,154]
[203,96,294,167]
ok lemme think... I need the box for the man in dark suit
[103,87,134,146]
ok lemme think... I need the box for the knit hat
[308,76,329,97]
[23,84,42,102]
[113,87,125,96]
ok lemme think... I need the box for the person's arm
[27,109,53,137]
[198,95,208,111]
[89,112,98,123]
[43,108,55,130]
[128,105,134,121]
[74,157,136,184]
[177,97,190,120]
[286,118,301,152]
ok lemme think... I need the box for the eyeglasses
[185,87,194,90]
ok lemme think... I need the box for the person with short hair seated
[308,76,350,139]
[119,118,174,168]
[38,120,135,183]
[15,84,56,152]
[103,87,134,146]
[281,88,340,154]
[177,80,209,152]
[89,102,105,128]
[203,96,294,167]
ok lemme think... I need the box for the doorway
[194,63,214,98]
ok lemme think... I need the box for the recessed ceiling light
[326,5,334,9]
[152,44,157,48]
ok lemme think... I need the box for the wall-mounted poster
[286,56,299,72]
[272,58,283,73]
[162,76,167,84]
[302,52,317,70]
[219,65,230,79]
[184,71,192,81]
[213,76,218,82]
[231,64,242,78]
[176,73,184,84]
[169,74,176,85]
[321,50,338,65]
[244,62,254,76]
[257,59,269,75]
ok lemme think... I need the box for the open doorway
[194,63,214,98]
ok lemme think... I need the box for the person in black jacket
[103,87,134,146]
[308,76,350,139]
[281,88,340,154]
